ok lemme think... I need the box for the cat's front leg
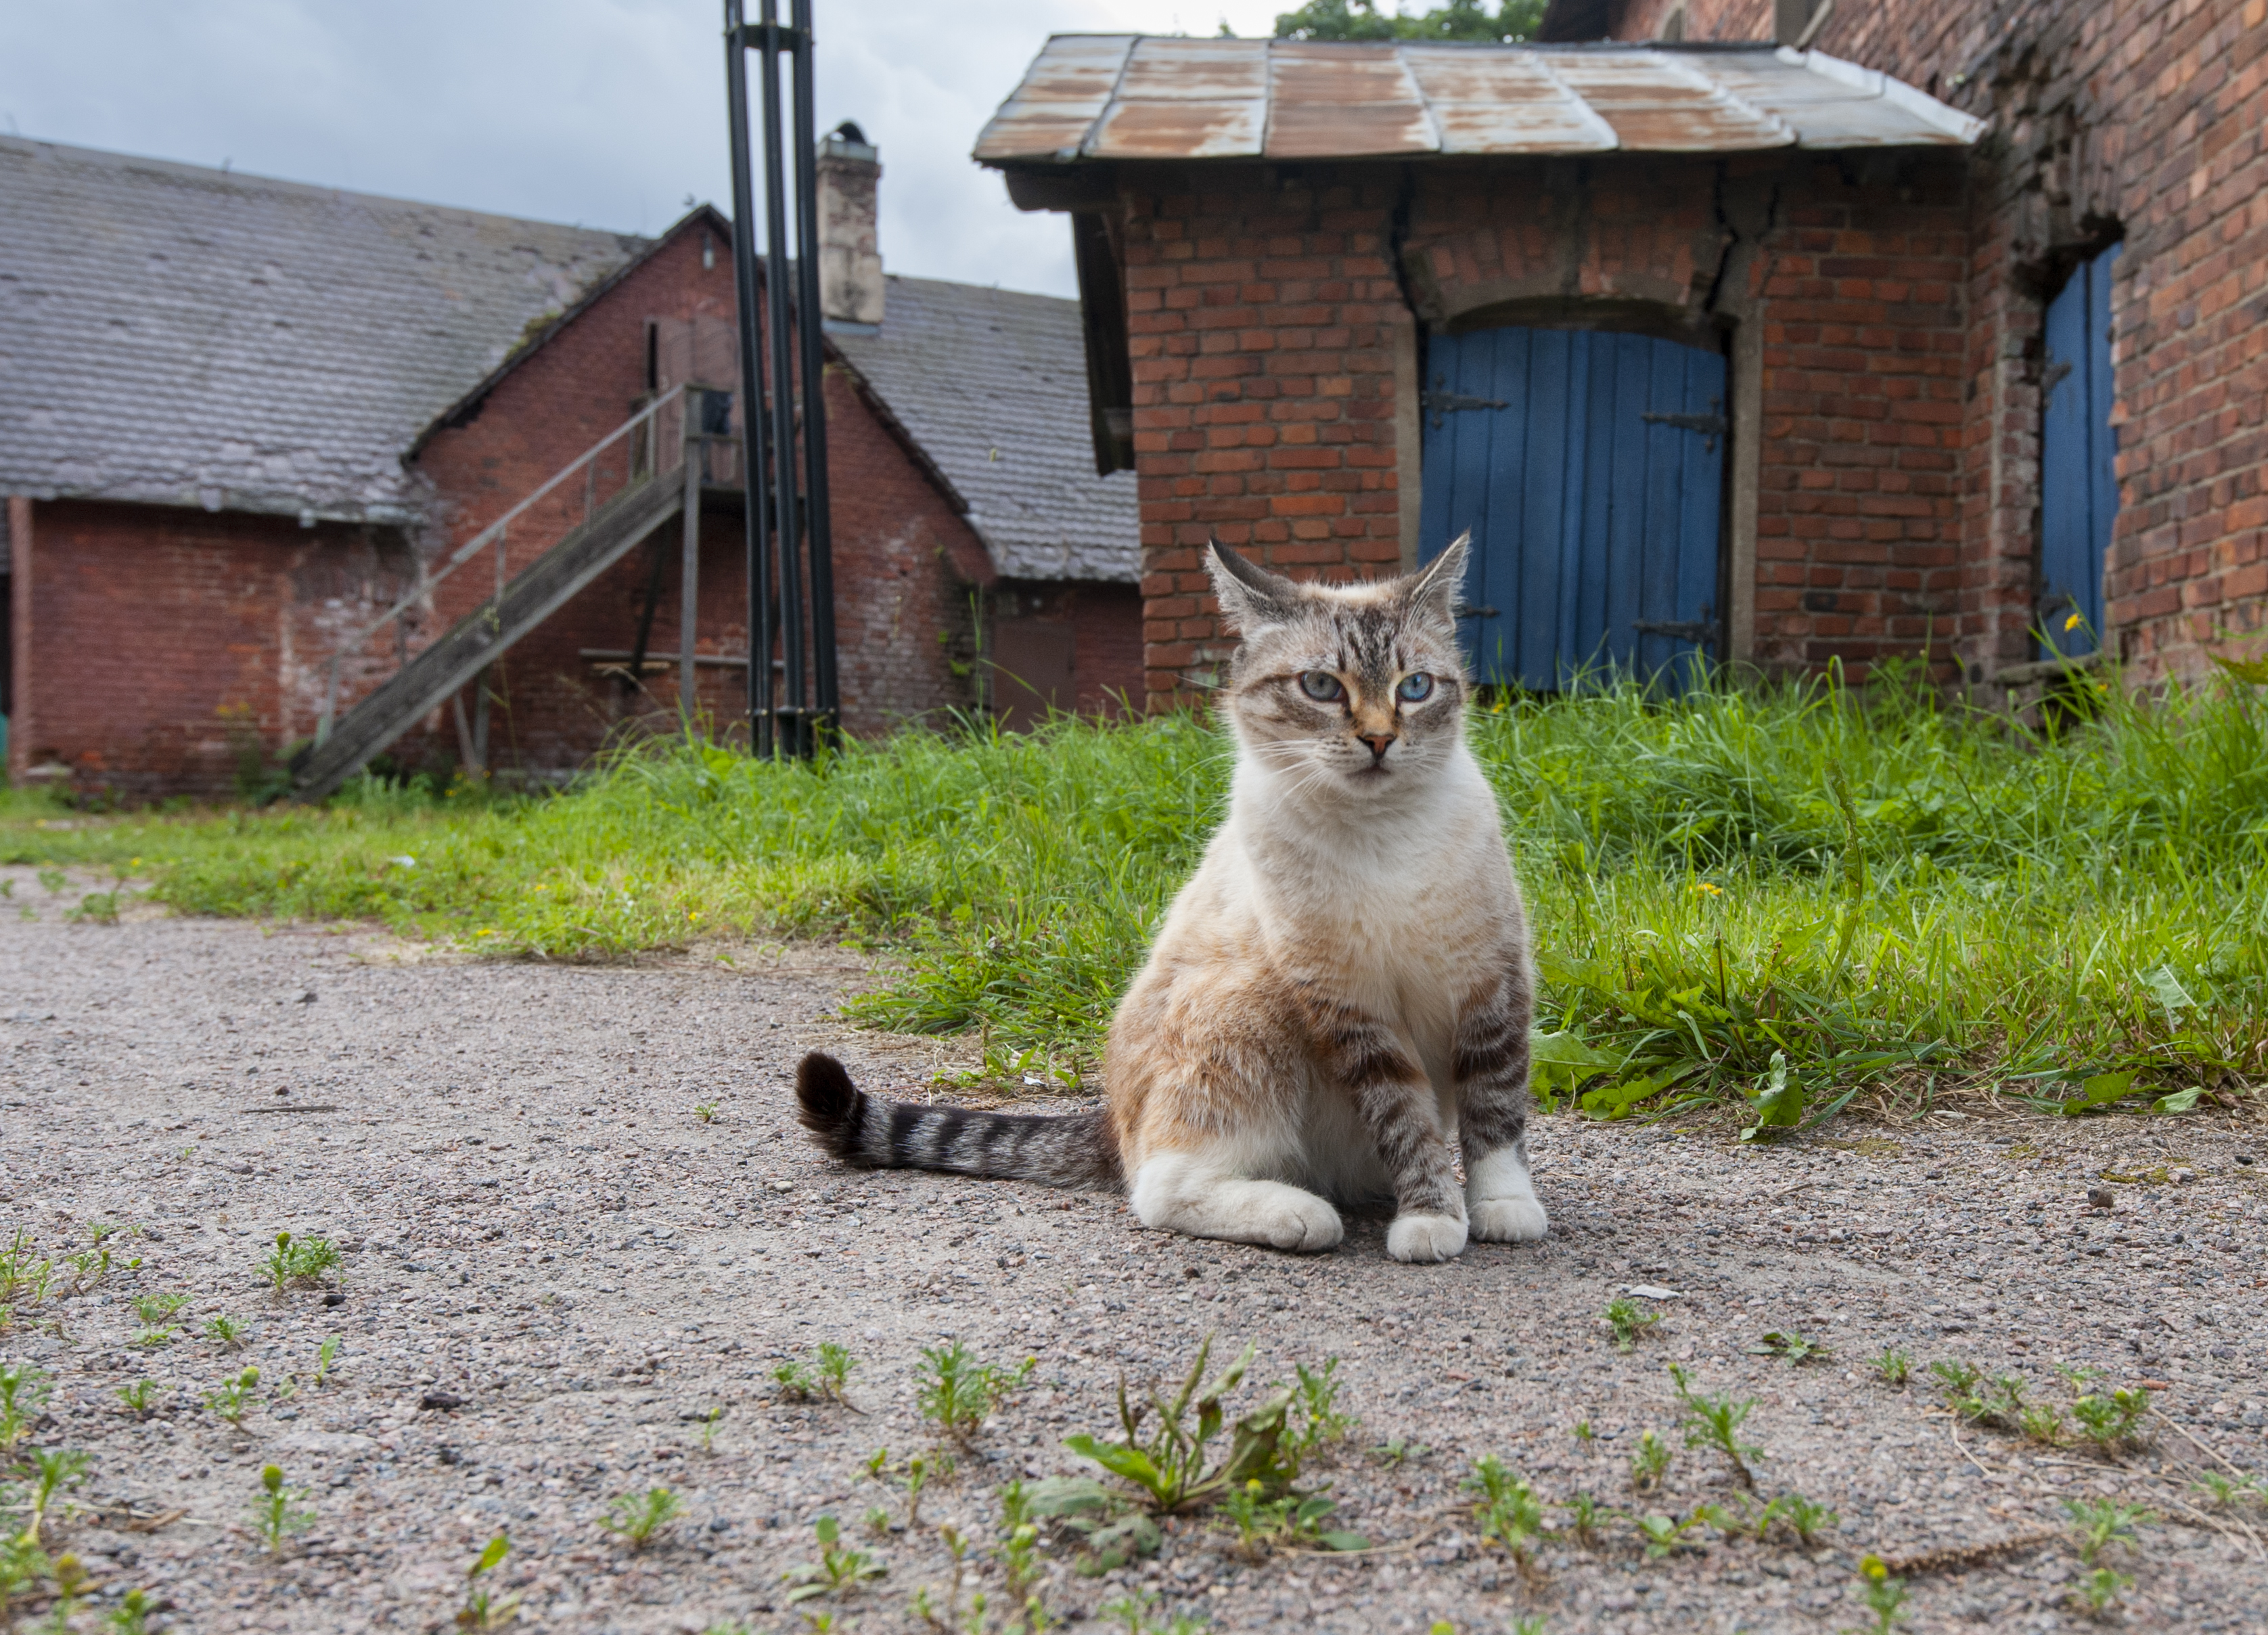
[1455,964,1549,1243]
[1311,998,1467,1261]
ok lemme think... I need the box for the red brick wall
[1116,150,1970,698]
[16,500,417,799]
[1653,0,2268,680]
[1123,168,1410,709]
[993,579,1146,717]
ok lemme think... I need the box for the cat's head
[1205,536,1471,799]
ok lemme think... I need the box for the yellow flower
[2064,612,2083,631]
[1861,1554,1888,1582]
[476,928,495,938]
[1692,881,1723,897]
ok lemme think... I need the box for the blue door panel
[2040,243,2120,658]
[1421,327,1724,690]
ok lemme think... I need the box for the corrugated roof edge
[405,204,731,459]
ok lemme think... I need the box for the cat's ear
[1403,533,1471,627]
[1206,539,1301,631]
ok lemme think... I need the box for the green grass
[6,663,2265,1117]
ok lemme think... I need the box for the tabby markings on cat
[795,534,1546,1262]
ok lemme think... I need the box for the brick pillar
[1122,169,1409,709]
[5,496,28,785]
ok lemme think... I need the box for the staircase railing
[317,382,744,744]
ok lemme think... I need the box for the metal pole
[789,0,838,744]
[679,390,704,721]
[723,0,775,758]
[758,0,807,757]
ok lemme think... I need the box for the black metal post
[789,0,839,742]
[756,0,807,758]
[723,0,832,760]
[723,0,774,758]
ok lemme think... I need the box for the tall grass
[5,663,2263,1121]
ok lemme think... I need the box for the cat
[793,534,1547,1262]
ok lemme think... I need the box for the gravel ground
[3,865,2265,1634]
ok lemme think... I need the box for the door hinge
[1632,617,1716,647]
[1424,376,1507,428]
[1641,396,1727,451]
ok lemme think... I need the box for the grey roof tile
[829,274,1137,583]
[0,137,643,523]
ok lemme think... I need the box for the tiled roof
[828,275,1139,583]
[975,39,1984,165]
[0,137,643,524]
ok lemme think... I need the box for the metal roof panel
[976,39,1978,166]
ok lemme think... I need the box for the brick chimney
[816,121,883,328]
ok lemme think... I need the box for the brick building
[1,133,1138,799]
[976,12,2265,704]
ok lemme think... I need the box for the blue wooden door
[1418,328,1725,691]
[2039,244,2121,659]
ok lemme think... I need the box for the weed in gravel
[2018,1404,2068,1446]
[1465,1455,1547,1569]
[1064,1334,1295,1512]
[1282,1356,1357,1457]
[1873,1348,1911,1387]
[132,1293,185,1325]
[2072,1566,2132,1618]
[1603,1298,1661,1351]
[1369,1436,1430,1466]
[1751,1330,1830,1367]
[1629,1429,1673,1494]
[783,1514,884,1603]
[35,869,66,895]
[602,1487,683,1551]
[46,1552,90,1626]
[1565,1490,1605,1548]
[62,1245,115,1294]
[0,1364,49,1452]
[918,1339,1032,1440]
[2071,1388,2151,1455]
[206,1366,260,1427]
[2064,1497,2154,1565]
[203,1314,248,1350]
[0,1230,54,1307]
[116,1381,156,1418]
[1771,1490,1839,1546]
[1669,1364,1762,1488]
[2193,1471,2268,1510]
[250,1464,314,1554]
[262,1231,342,1293]
[130,1325,179,1350]
[697,1406,724,1454]
[313,1336,342,1389]
[456,1533,520,1630]
[1507,1621,1547,1635]
[1634,1508,1706,1561]
[1857,1554,1909,1633]
[694,1102,719,1123]
[775,1342,858,1405]
[1099,1587,1207,1635]
[106,1585,155,1634]
[1021,1475,1161,1574]
[19,1446,91,1543]
[0,1537,49,1626]
[1218,1479,1367,1559]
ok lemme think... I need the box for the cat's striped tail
[794,1052,1121,1189]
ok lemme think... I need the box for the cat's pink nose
[1359,734,1395,762]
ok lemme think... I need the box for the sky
[0,1,1307,301]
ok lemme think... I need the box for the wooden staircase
[291,386,730,803]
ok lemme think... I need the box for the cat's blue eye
[1299,671,1345,702]
[1397,673,1434,703]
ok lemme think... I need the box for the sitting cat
[794,535,1546,1262]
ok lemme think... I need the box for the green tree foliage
[1271,0,1549,43]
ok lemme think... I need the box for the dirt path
[2,868,2263,1633]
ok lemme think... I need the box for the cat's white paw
[1385,1211,1468,1263]
[1254,1192,1345,1253]
[1469,1195,1549,1242]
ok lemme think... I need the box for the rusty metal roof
[974,39,1982,166]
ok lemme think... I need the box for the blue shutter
[1419,327,1725,691]
[2039,244,2122,658]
